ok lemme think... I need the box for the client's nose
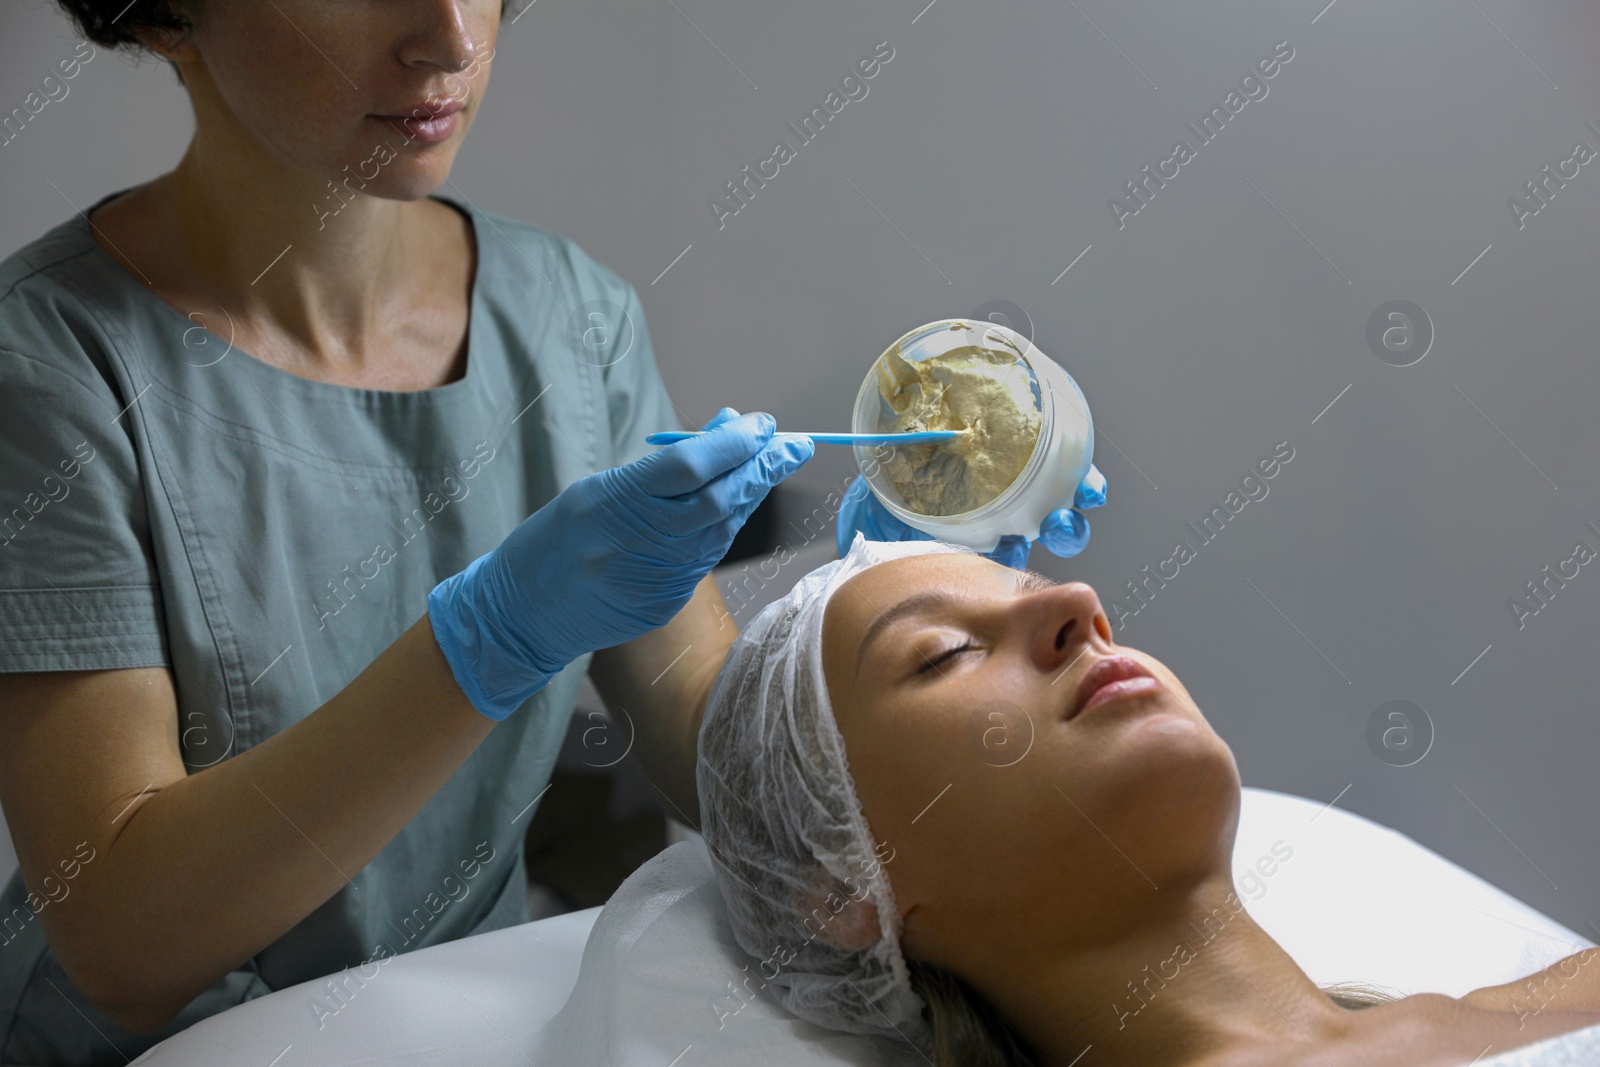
[1029,582,1110,675]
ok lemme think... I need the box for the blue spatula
[646,429,963,447]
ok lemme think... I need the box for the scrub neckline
[77,185,484,405]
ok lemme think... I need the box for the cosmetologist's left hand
[834,464,1107,570]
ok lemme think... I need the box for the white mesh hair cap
[696,531,978,1051]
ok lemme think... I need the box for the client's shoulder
[1462,945,1600,1018]
[1185,992,1600,1067]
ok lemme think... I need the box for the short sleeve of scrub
[0,189,684,1066]
[0,348,168,670]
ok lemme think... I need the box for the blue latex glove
[835,464,1107,570]
[430,408,813,720]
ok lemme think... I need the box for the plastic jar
[851,318,1094,550]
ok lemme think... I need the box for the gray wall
[3,1,1598,938]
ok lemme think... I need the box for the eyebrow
[855,591,956,678]
[851,569,1059,677]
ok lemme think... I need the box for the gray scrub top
[0,188,682,1065]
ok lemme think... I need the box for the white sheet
[133,787,1593,1065]
[129,906,599,1067]
[1478,1020,1600,1066]
[1234,787,1589,997]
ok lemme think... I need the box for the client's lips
[1068,655,1160,721]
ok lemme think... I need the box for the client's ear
[792,875,883,954]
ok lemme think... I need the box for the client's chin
[1084,707,1244,888]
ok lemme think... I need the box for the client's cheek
[846,734,948,838]
[909,709,1001,792]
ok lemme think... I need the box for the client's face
[821,553,1240,980]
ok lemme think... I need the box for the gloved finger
[835,476,924,552]
[834,481,867,558]
[699,407,742,432]
[836,476,914,556]
[1037,508,1091,558]
[677,440,816,559]
[641,411,776,497]
[703,433,813,517]
[984,534,1032,571]
[657,433,813,534]
[728,432,813,506]
[1073,464,1107,510]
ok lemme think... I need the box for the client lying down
[695,535,1600,1067]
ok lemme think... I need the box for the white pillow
[531,836,926,1066]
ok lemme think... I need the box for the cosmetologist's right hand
[428,408,813,720]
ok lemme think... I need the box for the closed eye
[917,641,974,676]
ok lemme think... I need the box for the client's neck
[971,876,1352,1067]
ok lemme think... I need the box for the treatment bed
[131,787,1594,1066]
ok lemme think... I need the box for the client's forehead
[822,552,1003,648]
